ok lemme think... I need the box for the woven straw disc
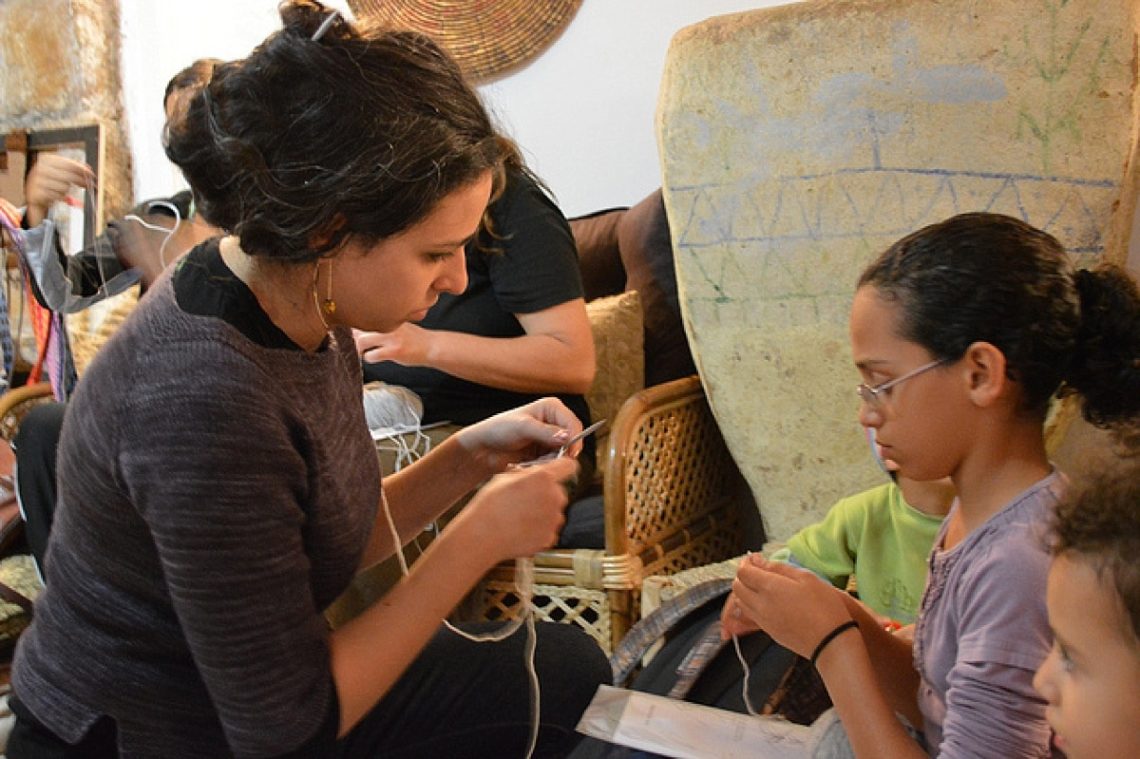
[349,0,582,81]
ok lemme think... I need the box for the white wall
[477,0,791,215]
[120,0,792,218]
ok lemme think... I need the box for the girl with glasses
[723,212,1140,757]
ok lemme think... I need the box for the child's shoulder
[831,481,900,515]
[830,481,928,526]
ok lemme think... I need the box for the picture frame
[26,123,104,255]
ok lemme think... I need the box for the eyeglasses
[856,358,946,410]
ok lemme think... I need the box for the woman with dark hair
[8,3,608,757]
[722,212,1140,757]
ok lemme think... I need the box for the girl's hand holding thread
[727,554,855,660]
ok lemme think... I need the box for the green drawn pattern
[1012,0,1110,173]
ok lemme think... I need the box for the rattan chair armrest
[601,375,704,490]
[0,382,54,441]
[603,374,743,567]
[0,382,53,418]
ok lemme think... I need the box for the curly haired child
[1033,459,1140,758]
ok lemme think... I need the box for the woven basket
[349,0,582,81]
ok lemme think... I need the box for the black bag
[571,580,832,759]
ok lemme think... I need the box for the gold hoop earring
[312,258,335,330]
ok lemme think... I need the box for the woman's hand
[722,555,853,659]
[354,324,432,367]
[24,154,93,227]
[453,398,584,476]
[451,455,579,567]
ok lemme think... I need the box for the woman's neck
[219,236,329,352]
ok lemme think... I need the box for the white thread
[86,175,111,295]
[374,427,434,477]
[733,633,760,716]
[732,550,760,716]
[144,199,182,269]
[379,481,541,759]
[122,214,174,233]
[124,198,181,271]
[375,423,437,553]
[49,174,109,301]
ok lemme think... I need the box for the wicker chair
[0,381,53,557]
[473,375,750,652]
[0,381,53,442]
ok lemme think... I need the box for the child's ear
[962,341,1007,407]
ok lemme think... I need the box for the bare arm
[357,398,585,570]
[813,632,927,758]
[838,591,923,727]
[356,297,595,394]
[331,452,578,734]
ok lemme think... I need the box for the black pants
[340,620,609,757]
[9,620,609,758]
[12,402,66,574]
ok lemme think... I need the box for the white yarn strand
[378,482,541,759]
[733,633,760,716]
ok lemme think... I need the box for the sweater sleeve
[783,496,862,589]
[118,345,336,756]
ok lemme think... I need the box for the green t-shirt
[771,482,944,624]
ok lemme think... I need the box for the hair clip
[312,10,340,42]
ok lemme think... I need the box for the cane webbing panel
[620,390,738,556]
[477,376,747,652]
[476,580,613,652]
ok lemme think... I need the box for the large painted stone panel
[657,0,1139,541]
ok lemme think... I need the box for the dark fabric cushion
[617,189,697,387]
[556,494,605,549]
[569,207,628,301]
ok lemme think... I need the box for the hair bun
[1065,265,1140,427]
[279,0,347,42]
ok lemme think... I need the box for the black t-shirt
[173,237,304,350]
[363,171,594,462]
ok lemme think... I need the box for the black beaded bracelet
[809,620,859,667]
